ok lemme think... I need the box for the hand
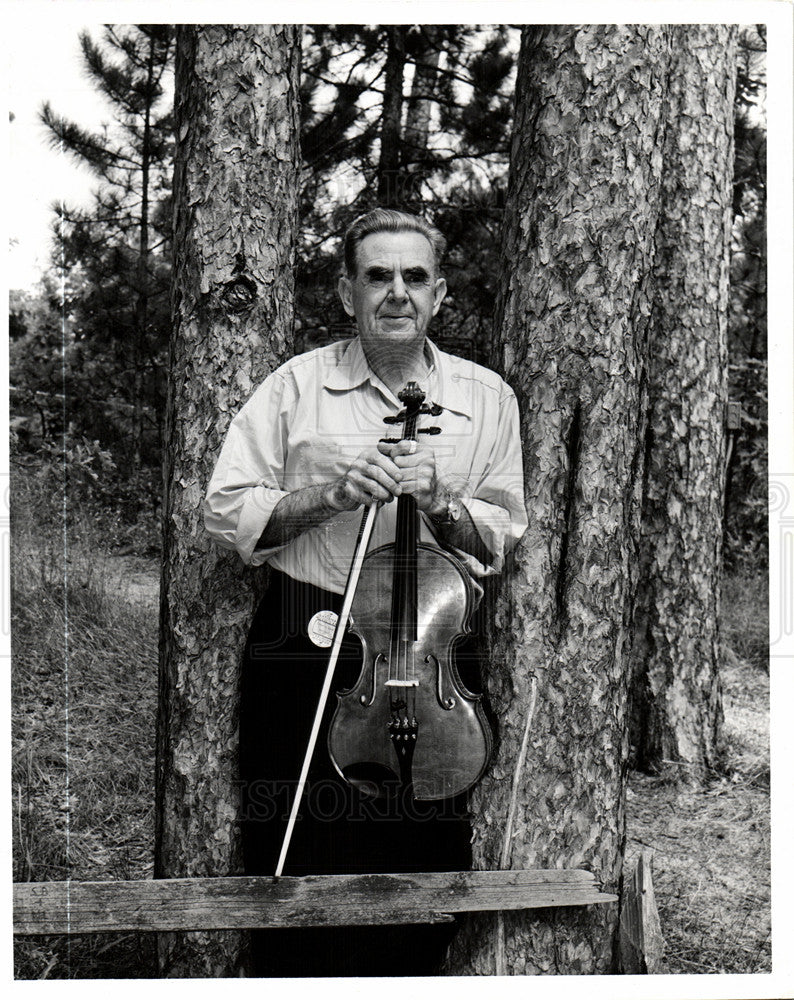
[381,438,443,514]
[325,444,404,510]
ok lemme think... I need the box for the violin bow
[274,499,382,878]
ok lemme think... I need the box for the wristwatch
[428,489,462,526]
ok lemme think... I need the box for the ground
[12,550,771,978]
[624,647,771,973]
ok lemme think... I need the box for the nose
[388,271,407,301]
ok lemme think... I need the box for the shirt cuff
[235,484,290,566]
[431,497,519,580]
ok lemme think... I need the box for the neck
[360,336,431,397]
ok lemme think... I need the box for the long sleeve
[203,371,295,566]
[431,387,528,579]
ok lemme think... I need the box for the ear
[432,276,447,316]
[337,275,355,317]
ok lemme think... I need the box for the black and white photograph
[5,1,792,993]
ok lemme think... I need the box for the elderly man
[204,208,526,976]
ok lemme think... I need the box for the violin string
[389,496,396,686]
[400,408,415,688]
[397,487,403,684]
[402,486,407,685]
[412,429,418,683]
[388,394,422,753]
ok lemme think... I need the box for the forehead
[356,230,436,272]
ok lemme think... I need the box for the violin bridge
[385,679,419,687]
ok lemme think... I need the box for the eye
[405,270,429,285]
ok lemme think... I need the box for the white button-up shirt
[203,336,527,595]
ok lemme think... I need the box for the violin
[327,381,493,801]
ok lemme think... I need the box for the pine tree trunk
[631,26,736,775]
[405,43,439,151]
[132,32,155,472]
[403,30,440,210]
[156,24,301,978]
[446,25,671,975]
[378,26,406,208]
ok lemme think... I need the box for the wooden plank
[618,851,665,974]
[15,869,617,935]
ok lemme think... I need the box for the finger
[360,484,393,505]
[349,474,392,503]
[366,451,405,486]
[400,473,432,495]
[351,464,400,500]
[378,439,417,457]
[393,453,425,470]
[364,461,403,496]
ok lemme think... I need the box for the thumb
[394,439,418,455]
[378,438,418,456]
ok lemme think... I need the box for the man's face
[338,231,447,353]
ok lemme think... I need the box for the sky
[7,25,105,291]
[0,8,775,295]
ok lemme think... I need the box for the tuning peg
[383,413,404,425]
[421,402,443,416]
[379,437,401,444]
[418,426,441,435]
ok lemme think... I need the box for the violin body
[325,380,493,803]
[327,541,492,801]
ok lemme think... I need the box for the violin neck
[391,492,418,643]
[388,381,424,646]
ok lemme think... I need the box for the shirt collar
[322,335,473,419]
[425,338,473,419]
[322,336,372,392]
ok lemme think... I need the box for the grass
[10,468,771,977]
[720,569,770,674]
[11,469,159,978]
[624,567,771,974]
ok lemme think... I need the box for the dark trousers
[240,569,478,977]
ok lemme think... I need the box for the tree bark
[631,26,736,775]
[132,30,155,472]
[446,25,672,975]
[405,41,439,155]
[156,24,301,978]
[377,26,406,208]
[402,29,441,210]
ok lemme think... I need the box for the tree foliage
[725,25,767,567]
[9,277,68,441]
[296,25,517,359]
[38,25,174,475]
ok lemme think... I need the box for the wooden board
[15,869,617,935]
[618,851,665,974]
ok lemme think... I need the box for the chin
[377,322,421,338]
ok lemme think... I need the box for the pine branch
[40,102,144,175]
[80,31,142,116]
[40,102,115,175]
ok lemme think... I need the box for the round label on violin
[307,610,338,648]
